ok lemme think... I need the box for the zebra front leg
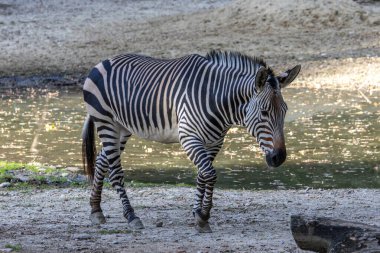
[180,136,218,233]
[193,140,224,232]
[194,167,217,233]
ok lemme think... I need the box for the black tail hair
[82,115,96,183]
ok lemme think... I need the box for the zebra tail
[82,115,96,183]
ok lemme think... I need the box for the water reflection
[0,87,379,189]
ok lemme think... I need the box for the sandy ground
[0,0,379,89]
[0,187,379,253]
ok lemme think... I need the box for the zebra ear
[277,65,301,89]
[255,67,268,93]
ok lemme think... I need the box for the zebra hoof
[90,212,106,225]
[194,210,212,233]
[195,222,213,233]
[128,217,145,230]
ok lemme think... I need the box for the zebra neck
[210,74,252,126]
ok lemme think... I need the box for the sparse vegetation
[4,243,22,252]
[0,161,75,187]
[0,161,39,174]
[0,162,194,189]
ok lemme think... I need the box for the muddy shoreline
[1,55,379,90]
[0,75,84,88]
[0,57,380,91]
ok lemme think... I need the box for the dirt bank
[0,0,379,89]
[0,187,379,252]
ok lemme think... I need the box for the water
[0,87,379,189]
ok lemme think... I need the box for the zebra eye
[261,110,269,117]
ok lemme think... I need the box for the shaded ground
[0,187,379,252]
[0,0,379,89]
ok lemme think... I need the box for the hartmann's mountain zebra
[82,50,301,232]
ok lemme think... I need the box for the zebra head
[244,65,301,167]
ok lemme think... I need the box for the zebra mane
[205,50,274,76]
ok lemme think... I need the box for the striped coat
[82,50,301,232]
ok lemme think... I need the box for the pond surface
[0,87,379,189]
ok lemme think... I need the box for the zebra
[82,50,301,233]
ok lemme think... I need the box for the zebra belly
[128,126,180,144]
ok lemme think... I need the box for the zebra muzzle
[265,148,287,167]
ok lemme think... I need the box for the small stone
[156,221,163,227]
[0,182,11,188]
[66,167,80,172]
[16,175,29,182]
[74,175,87,183]
[72,234,92,240]
[0,248,13,253]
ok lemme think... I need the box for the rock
[72,174,87,183]
[291,215,380,253]
[0,248,13,253]
[65,167,80,173]
[0,182,11,188]
[15,175,29,182]
[156,221,163,227]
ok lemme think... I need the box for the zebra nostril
[266,149,286,167]
[272,153,279,164]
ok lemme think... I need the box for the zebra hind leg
[89,130,137,226]
[104,126,144,230]
[89,148,108,225]
[108,155,144,229]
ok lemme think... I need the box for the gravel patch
[0,187,378,252]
